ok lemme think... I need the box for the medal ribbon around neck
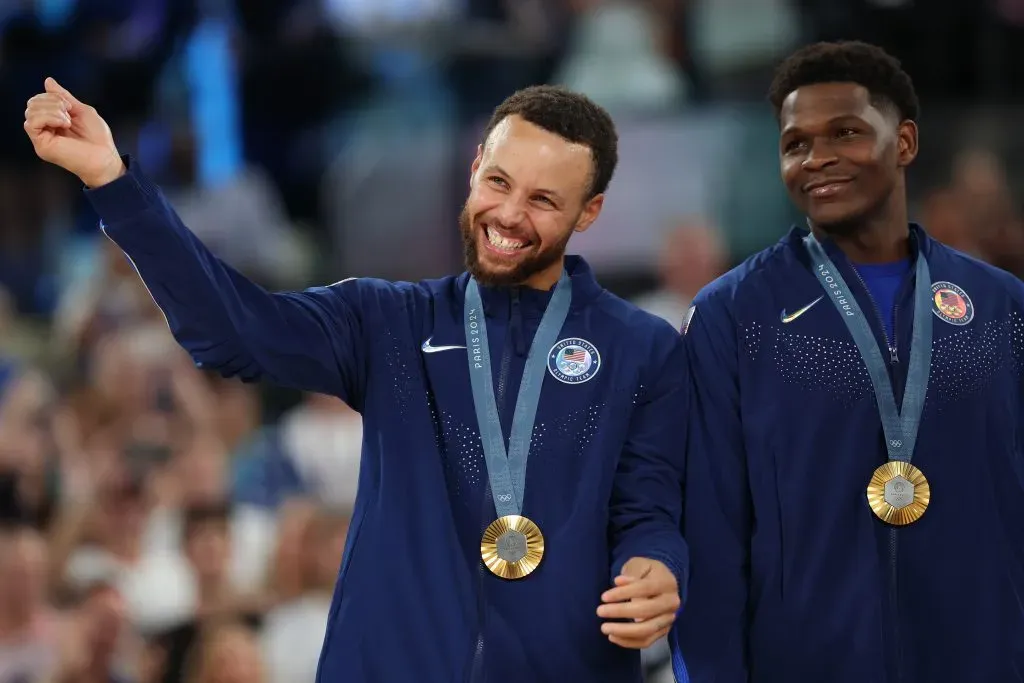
[803,233,933,525]
[464,271,572,576]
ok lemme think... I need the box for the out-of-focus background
[0,1,1022,682]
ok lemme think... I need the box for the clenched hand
[24,77,125,188]
[597,557,681,649]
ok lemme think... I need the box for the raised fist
[24,77,125,188]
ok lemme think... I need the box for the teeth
[486,226,527,251]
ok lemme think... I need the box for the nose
[494,196,527,228]
[801,138,839,172]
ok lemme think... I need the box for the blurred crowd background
[0,1,1022,682]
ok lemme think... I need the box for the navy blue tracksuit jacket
[85,158,690,683]
[672,225,1024,682]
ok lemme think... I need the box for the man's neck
[811,209,911,265]
[519,258,564,291]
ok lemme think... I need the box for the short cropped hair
[481,85,619,199]
[768,41,920,122]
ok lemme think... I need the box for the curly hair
[481,85,619,199]
[768,41,920,122]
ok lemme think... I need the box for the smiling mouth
[482,224,531,255]
[804,178,853,198]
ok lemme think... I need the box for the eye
[837,127,859,138]
[532,195,555,207]
[783,139,806,155]
[488,176,509,189]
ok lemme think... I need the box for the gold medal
[866,461,930,526]
[480,515,544,580]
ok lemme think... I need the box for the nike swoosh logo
[421,337,466,354]
[780,296,824,323]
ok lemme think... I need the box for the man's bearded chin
[459,204,571,288]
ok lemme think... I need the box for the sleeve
[608,329,690,599]
[669,297,751,682]
[84,156,374,408]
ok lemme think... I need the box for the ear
[573,194,605,234]
[896,120,918,168]
[470,145,483,187]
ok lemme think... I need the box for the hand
[596,557,681,649]
[24,77,125,188]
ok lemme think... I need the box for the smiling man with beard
[24,80,690,683]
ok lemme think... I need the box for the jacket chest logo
[547,338,601,384]
[931,281,974,326]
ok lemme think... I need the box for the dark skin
[778,82,919,264]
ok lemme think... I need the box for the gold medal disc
[480,515,545,580]
[866,461,930,526]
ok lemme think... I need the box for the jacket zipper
[851,266,906,683]
[468,288,521,683]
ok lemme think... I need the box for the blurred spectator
[53,240,160,365]
[632,219,729,326]
[55,457,196,636]
[184,621,265,683]
[45,581,137,683]
[234,393,362,512]
[159,125,309,291]
[0,367,59,531]
[922,147,1024,275]
[0,522,61,683]
[261,506,349,683]
[234,0,375,226]
[555,0,689,114]
[143,502,267,683]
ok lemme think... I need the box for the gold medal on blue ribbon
[866,461,930,526]
[804,233,934,527]
[480,515,545,580]
[464,272,571,580]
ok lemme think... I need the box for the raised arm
[25,77,376,406]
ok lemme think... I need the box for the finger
[607,624,672,650]
[25,98,71,119]
[601,576,673,603]
[27,92,68,110]
[24,110,71,135]
[26,101,70,125]
[45,77,82,108]
[601,614,676,640]
[620,561,654,581]
[597,593,677,621]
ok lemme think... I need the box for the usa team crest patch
[548,338,601,384]
[931,281,973,326]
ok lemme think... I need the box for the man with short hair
[25,80,689,682]
[672,40,1024,682]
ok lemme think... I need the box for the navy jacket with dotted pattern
[671,224,1024,683]
[84,157,690,683]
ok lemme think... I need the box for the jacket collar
[457,255,604,319]
[784,222,933,265]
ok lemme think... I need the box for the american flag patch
[562,348,587,362]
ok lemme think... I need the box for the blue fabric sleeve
[670,294,751,682]
[84,156,372,409]
[608,328,690,602]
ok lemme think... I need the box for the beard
[459,203,574,288]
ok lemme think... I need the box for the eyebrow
[781,114,867,137]
[483,164,564,202]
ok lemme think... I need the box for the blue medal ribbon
[464,272,572,518]
[803,234,932,463]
